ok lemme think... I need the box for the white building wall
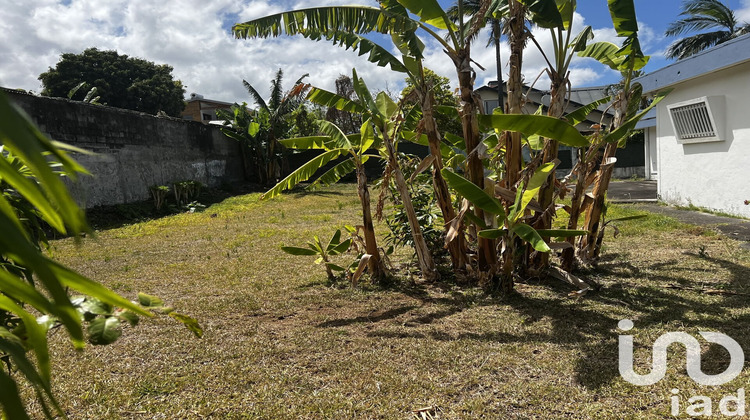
[656,62,750,217]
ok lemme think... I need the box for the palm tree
[665,0,750,60]
[447,0,506,109]
[241,69,310,184]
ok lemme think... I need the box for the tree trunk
[580,142,617,261]
[421,89,470,271]
[534,75,566,269]
[493,19,504,109]
[494,0,527,291]
[452,44,497,271]
[356,159,387,282]
[383,134,439,281]
[580,89,628,261]
[560,148,585,272]
[505,0,526,188]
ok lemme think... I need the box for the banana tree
[232,0,514,273]
[573,0,669,263]
[503,0,527,190]
[442,162,587,293]
[234,2,471,272]
[260,113,389,282]
[281,229,352,281]
[347,72,439,281]
[437,111,590,291]
[516,0,594,269]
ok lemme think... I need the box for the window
[667,96,724,144]
[484,100,499,115]
[202,113,213,121]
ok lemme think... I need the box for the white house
[635,33,750,218]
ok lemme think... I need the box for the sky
[2,0,750,105]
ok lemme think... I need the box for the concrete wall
[7,89,244,208]
[655,62,750,217]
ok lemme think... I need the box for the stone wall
[6,89,244,208]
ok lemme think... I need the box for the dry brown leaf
[351,254,371,287]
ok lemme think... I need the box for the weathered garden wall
[6,89,243,208]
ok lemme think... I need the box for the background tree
[400,68,462,138]
[448,0,506,109]
[325,75,362,134]
[39,48,185,116]
[241,69,310,184]
[665,0,750,60]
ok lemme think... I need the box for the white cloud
[0,1,638,105]
[739,0,750,24]
[0,0,402,103]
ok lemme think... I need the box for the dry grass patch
[23,184,750,419]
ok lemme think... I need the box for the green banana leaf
[478,114,589,147]
[441,169,506,219]
[261,149,346,199]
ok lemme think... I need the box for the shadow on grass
[314,252,750,391]
[287,186,349,198]
[84,183,266,231]
[317,305,416,328]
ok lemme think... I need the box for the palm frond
[682,0,736,28]
[666,15,728,36]
[261,149,345,199]
[666,0,738,36]
[302,29,411,72]
[666,29,731,59]
[242,79,268,111]
[309,156,361,190]
[233,6,417,40]
[306,87,368,114]
[269,69,284,111]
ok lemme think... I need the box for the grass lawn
[28,184,750,419]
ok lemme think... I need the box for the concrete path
[635,203,750,246]
[607,180,657,202]
[576,180,750,246]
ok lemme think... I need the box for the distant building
[635,33,750,217]
[181,93,233,123]
[474,81,644,178]
[475,81,614,133]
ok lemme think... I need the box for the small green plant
[184,201,206,213]
[698,244,709,258]
[173,180,203,205]
[149,185,170,210]
[67,81,102,105]
[281,229,351,280]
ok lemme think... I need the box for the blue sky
[2,0,749,102]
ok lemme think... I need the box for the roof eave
[635,33,750,93]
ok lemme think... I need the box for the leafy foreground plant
[281,229,352,281]
[0,90,200,419]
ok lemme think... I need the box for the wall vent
[667,96,724,144]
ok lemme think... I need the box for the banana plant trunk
[421,89,470,271]
[493,19,504,108]
[383,133,439,281]
[561,148,586,272]
[452,44,497,271]
[534,76,567,269]
[355,159,388,281]
[580,90,627,261]
[504,0,526,188]
[580,141,617,261]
